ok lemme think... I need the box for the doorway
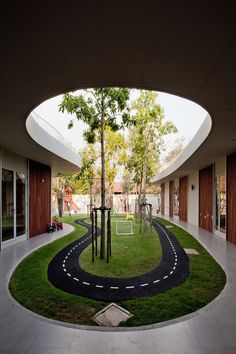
[2,169,26,242]
[215,174,226,236]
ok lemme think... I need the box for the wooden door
[29,160,51,237]
[161,183,165,215]
[199,165,213,232]
[227,152,236,244]
[179,176,188,221]
[169,181,174,218]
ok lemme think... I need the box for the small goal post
[116,221,133,235]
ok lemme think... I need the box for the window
[2,169,26,242]
[174,186,179,216]
[215,175,226,233]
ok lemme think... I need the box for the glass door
[215,174,226,235]
[174,186,179,217]
[16,172,26,237]
[2,169,26,242]
[2,169,14,241]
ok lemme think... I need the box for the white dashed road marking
[62,219,181,291]
[82,281,90,286]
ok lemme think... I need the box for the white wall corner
[187,171,199,226]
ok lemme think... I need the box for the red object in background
[64,194,72,203]
[63,187,80,213]
[65,186,72,194]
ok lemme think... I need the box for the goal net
[116,221,133,235]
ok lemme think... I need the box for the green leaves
[59,88,132,144]
[83,130,96,144]
[127,90,177,188]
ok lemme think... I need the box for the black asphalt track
[48,219,189,301]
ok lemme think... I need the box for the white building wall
[58,194,160,215]
[187,171,199,226]
[2,149,27,173]
[215,156,226,176]
[164,182,169,216]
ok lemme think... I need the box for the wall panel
[199,165,213,232]
[29,160,51,237]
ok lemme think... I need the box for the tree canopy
[59,88,133,143]
[126,90,177,226]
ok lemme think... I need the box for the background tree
[127,127,160,216]
[122,169,134,213]
[103,128,127,208]
[128,90,177,228]
[76,144,97,217]
[163,137,185,166]
[59,88,132,259]
[78,130,128,210]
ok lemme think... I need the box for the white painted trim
[153,115,212,183]
[26,112,81,168]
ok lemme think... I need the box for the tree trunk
[143,143,147,231]
[57,191,63,217]
[89,181,93,221]
[126,191,129,213]
[138,181,142,225]
[100,102,105,259]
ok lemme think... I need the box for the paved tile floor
[0,220,236,353]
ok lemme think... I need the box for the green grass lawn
[79,216,162,277]
[9,215,226,327]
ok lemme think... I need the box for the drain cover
[184,248,200,255]
[93,303,132,327]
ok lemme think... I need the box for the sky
[34,89,208,155]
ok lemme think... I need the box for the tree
[163,137,185,166]
[53,172,79,217]
[76,144,97,218]
[128,90,177,229]
[127,127,160,218]
[103,128,127,207]
[122,169,134,213]
[59,88,132,259]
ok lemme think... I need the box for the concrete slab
[184,248,200,255]
[93,303,132,327]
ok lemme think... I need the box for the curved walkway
[1,219,236,353]
[48,219,189,301]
